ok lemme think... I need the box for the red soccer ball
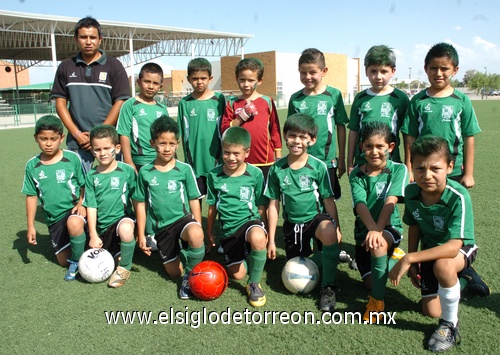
[188,261,228,301]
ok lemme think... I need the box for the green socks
[321,243,340,286]
[184,245,205,274]
[371,254,388,300]
[118,239,136,271]
[70,233,86,262]
[248,249,267,284]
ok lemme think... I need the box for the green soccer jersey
[206,163,268,238]
[22,150,85,226]
[403,179,476,250]
[83,162,137,234]
[134,160,201,231]
[265,155,334,224]
[287,86,349,167]
[349,160,409,244]
[116,97,169,167]
[401,89,481,177]
[178,92,225,178]
[349,88,409,164]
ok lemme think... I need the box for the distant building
[0,60,30,89]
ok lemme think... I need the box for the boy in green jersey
[134,116,205,299]
[206,127,269,307]
[347,45,409,173]
[389,136,485,352]
[287,48,349,199]
[84,125,137,288]
[265,113,342,312]
[402,43,480,188]
[22,115,87,281]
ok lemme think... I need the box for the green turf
[0,101,498,354]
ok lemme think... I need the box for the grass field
[1,101,498,354]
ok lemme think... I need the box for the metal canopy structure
[0,10,253,72]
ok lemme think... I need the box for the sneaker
[427,319,460,352]
[246,282,266,307]
[349,259,358,271]
[363,296,385,323]
[108,266,131,288]
[339,250,352,263]
[146,235,158,252]
[179,274,192,300]
[319,285,336,312]
[217,245,224,254]
[64,260,79,281]
[461,266,491,297]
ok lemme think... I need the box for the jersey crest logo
[424,103,432,113]
[190,108,197,117]
[299,174,311,191]
[56,169,66,183]
[283,175,291,185]
[441,106,454,122]
[110,177,120,190]
[94,177,101,186]
[150,176,159,186]
[299,101,308,110]
[207,108,216,121]
[156,111,163,118]
[38,170,47,179]
[167,180,177,193]
[412,208,421,220]
[239,186,251,202]
[380,102,392,117]
[220,183,229,192]
[433,216,445,232]
[99,72,108,83]
[317,101,327,115]
[375,182,387,199]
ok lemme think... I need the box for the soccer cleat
[319,285,336,312]
[146,235,159,252]
[461,266,491,297]
[108,266,131,288]
[363,296,385,323]
[349,258,358,271]
[179,274,192,300]
[246,282,266,307]
[339,250,352,263]
[427,319,460,352]
[64,260,79,281]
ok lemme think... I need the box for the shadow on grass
[461,289,500,317]
[14,230,57,265]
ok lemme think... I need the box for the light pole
[484,67,487,75]
[409,67,412,80]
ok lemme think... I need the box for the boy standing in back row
[288,48,349,199]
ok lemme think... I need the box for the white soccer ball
[282,256,320,294]
[78,248,115,283]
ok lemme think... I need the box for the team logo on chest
[207,108,216,121]
[283,175,291,186]
[299,101,308,110]
[441,106,454,122]
[94,177,101,186]
[150,176,159,186]
[38,170,47,179]
[375,182,387,199]
[190,108,197,117]
[380,102,392,117]
[433,216,445,232]
[363,102,372,112]
[424,103,432,113]
[156,111,163,118]
[220,183,229,192]
[110,177,120,190]
[99,72,108,83]
[239,186,251,202]
[317,101,327,115]
[56,169,66,183]
[167,180,178,193]
[139,108,147,116]
[299,174,311,191]
[412,208,421,220]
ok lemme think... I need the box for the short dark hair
[90,124,119,145]
[235,58,264,80]
[74,16,102,38]
[139,62,164,80]
[221,126,251,150]
[425,42,459,68]
[150,115,179,141]
[364,45,396,68]
[299,48,326,69]
[187,58,212,77]
[411,136,453,164]
[283,113,318,139]
[35,115,63,135]
[359,121,393,145]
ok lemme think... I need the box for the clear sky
[2,0,499,84]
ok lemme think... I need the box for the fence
[0,101,56,128]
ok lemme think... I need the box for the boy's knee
[184,225,204,247]
[247,229,267,250]
[66,216,84,235]
[118,220,135,241]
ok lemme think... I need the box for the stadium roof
[0,10,253,71]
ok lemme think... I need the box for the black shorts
[283,213,335,260]
[257,165,271,184]
[328,167,341,200]
[220,220,266,267]
[420,244,478,297]
[100,217,135,258]
[354,226,402,278]
[156,215,199,264]
[48,211,86,255]
[196,176,208,197]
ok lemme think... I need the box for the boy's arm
[135,201,150,255]
[403,134,415,182]
[86,207,102,249]
[206,204,217,253]
[347,129,358,174]
[55,97,91,151]
[189,199,202,225]
[220,100,235,133]
[336,124,347,178]
[26,195,38,245]
[266,199,279,260]
[461,136,475,188]
[120,135,136,172]
[323,196,342,243]
[257,204,268,227]
[72,186,86,217]
[355,202,383,250]
[103,100,125,127]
